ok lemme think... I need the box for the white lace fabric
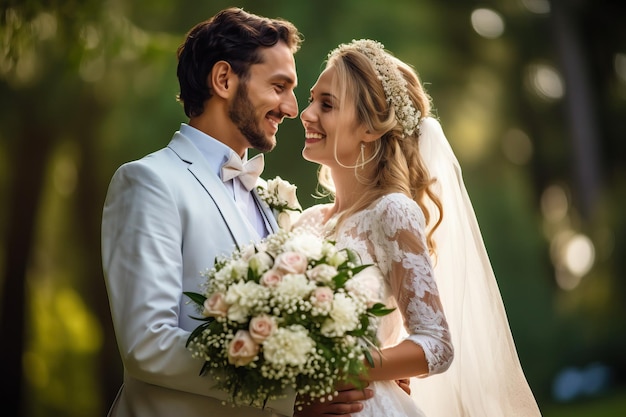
[294,193,453,375]
[293,117,542,417]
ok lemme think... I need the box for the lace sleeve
[372,194,453,376]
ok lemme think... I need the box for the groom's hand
[294,383,374,416]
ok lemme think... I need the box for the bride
[293,39,542,417]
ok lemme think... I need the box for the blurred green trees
[1,0,624,416]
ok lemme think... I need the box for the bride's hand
[395,378,411,395]
[294,383,374,417]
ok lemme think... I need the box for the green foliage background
[1,0,625,416]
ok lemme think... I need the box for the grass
[541,389,626,417]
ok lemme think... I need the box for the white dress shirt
[179,123,268,238]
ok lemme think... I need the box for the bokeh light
[541,184,569,223]
[551,230,595,290]
[471,8,505,39]
[562,233,595,277]
[553,363,613,402]
[520,0,551,15]
[526,63,565,100]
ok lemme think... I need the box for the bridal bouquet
[184,227,393,409]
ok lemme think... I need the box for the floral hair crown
[328,39,421,137]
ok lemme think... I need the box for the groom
[101,7,372,417]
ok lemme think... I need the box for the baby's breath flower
[329,39,421,137]
[183,227,393,408]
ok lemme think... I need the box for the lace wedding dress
[294,193,454,417]
[293,118,542,417]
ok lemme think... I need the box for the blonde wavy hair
[318,43,443,254]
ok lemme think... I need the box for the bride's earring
[359,142,366,169]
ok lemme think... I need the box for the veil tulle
[410,117,541,416]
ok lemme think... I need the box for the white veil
[410,117,542,417]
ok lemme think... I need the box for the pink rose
[311,286,334,309]
[260,269,283,288]
[274,251,308,275]
[227,330,259,367]
[249,315,276,344]
[202,292,229,317]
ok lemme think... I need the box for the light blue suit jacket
[101,131,291,417]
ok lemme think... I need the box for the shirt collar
[179,123,249,177]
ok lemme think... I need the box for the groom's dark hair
[176,7,302,118]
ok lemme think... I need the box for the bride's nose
[300,104,316,124]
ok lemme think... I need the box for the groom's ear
[209,61,237,99]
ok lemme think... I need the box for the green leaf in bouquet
[361,337,385,368]
[187,315,212,322]
[183,291,207,307]
[199,360,211,377]
[364,349,375,369]
[247,267,257,282]
[344,248,360,265]
[342,364,368,390]
[367,302,396,317]
[185,320,213,348]
[332,271,351,288]
[350,264,372,275]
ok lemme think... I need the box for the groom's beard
[229,82,275,153]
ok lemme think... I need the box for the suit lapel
[253,188,280,234]
[167,132,257,247]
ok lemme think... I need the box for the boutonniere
[257,176,302,230]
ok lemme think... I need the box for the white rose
[283,232,323,260]
[273,177,301,210]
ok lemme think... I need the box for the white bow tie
[221,153,264,191]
